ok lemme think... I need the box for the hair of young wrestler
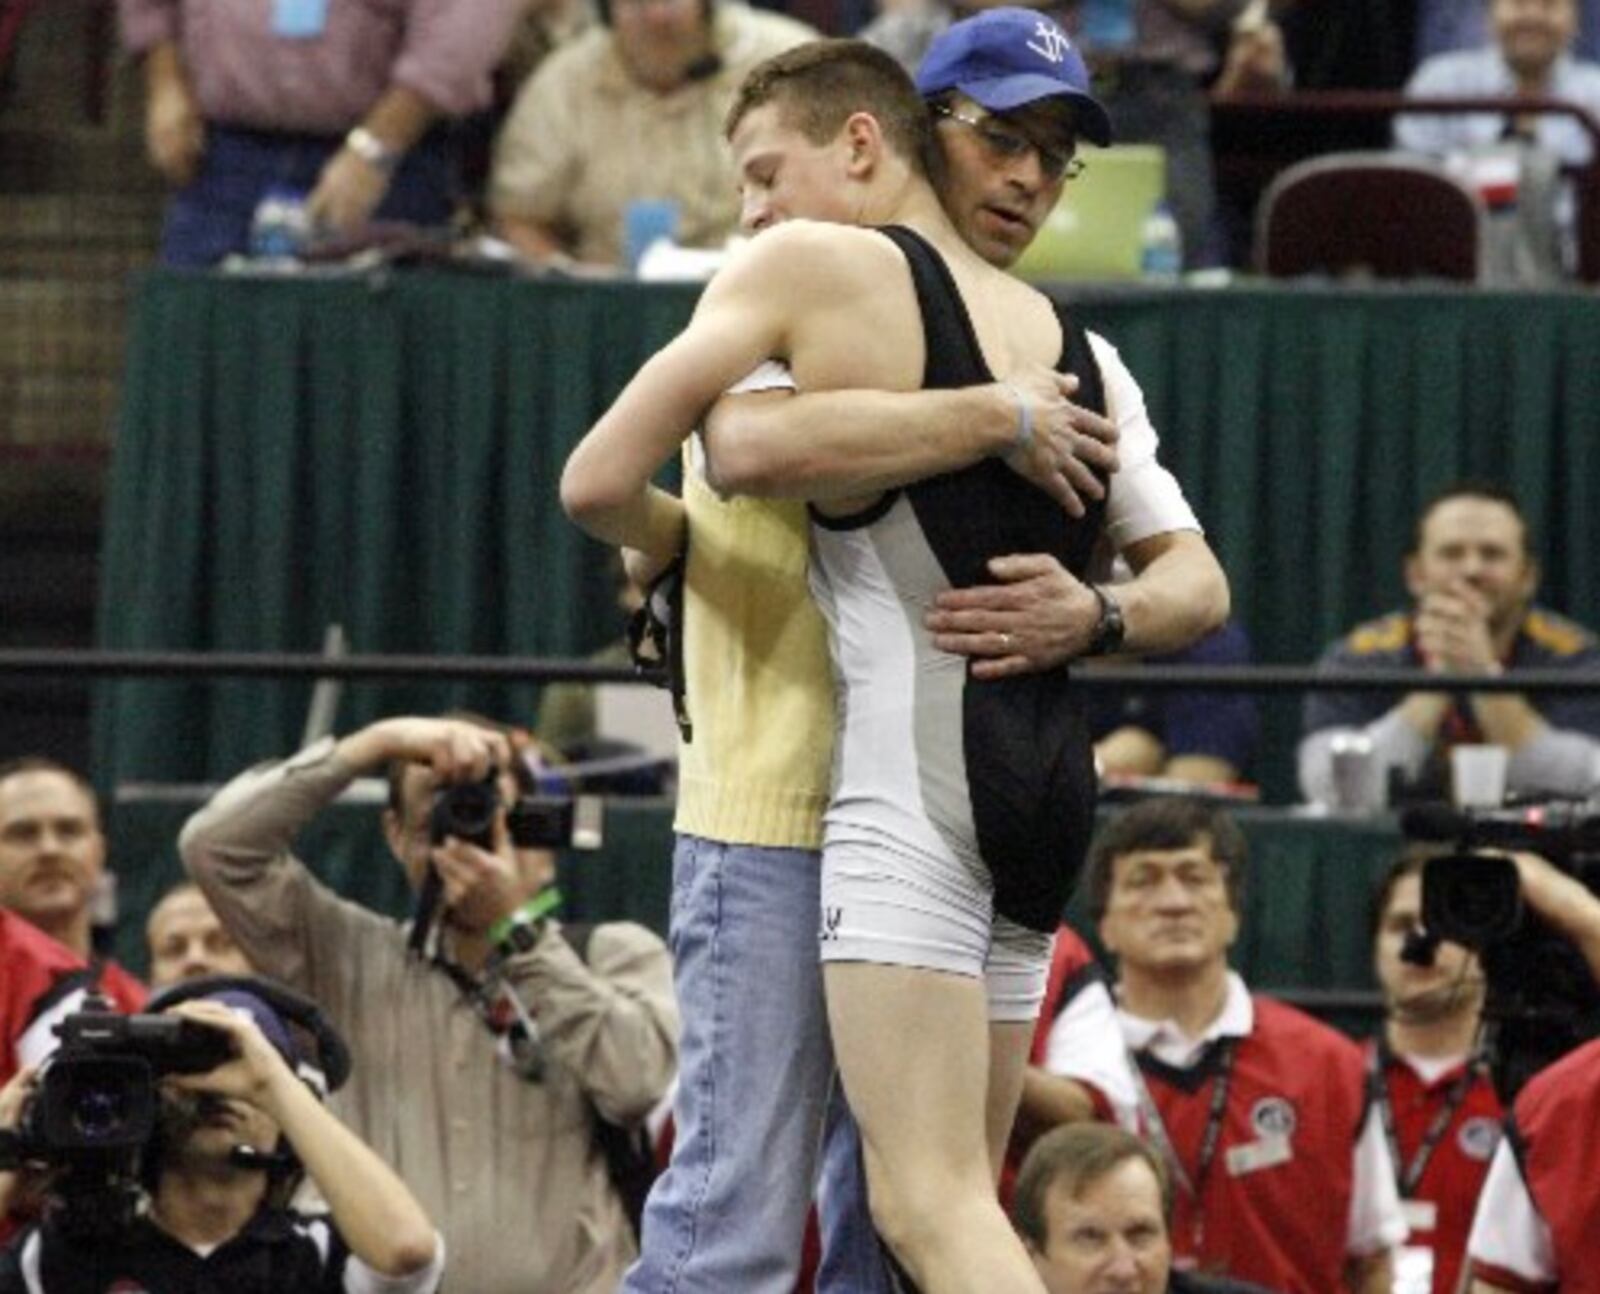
[723,38,937,180]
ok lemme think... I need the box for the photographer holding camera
[0,978,443,1293]
[1379,823,1600,1294]
[177,716,678,1294]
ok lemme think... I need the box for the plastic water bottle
[1139,202,1183,283]
[248,186,311,261]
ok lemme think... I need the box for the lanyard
[1129,1038,1237,1253]
[1369,1039,1481,1199]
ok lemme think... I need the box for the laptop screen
[1012,144,1168,282]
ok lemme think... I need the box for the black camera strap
[1368,1037,1484,1199]
[627,553,692,743]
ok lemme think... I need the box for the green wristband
[487,886,564,948]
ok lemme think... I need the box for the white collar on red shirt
[1117,971,1254,1069]
[1395,1050,1473,1087]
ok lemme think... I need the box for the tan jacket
[490,1,817,264]
[179,738,678,1294]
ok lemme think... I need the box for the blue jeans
[160,123,455,267]
[625,835,890,1293]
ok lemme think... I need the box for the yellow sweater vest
[673,452,834,849]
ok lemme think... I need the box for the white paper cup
[1451,744,1509,808]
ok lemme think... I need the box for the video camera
[0,1000,235,1236]
[1400,800,1600,1102]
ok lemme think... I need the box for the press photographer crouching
[177,716,678,1294]
[0,976,442,1293]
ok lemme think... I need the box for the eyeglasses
[931,104,1087,183]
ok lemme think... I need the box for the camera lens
[429,777,500,849]
[1423,853,1523,946]
[68,1087,130,1142]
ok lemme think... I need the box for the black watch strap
[1086,584,1126,656]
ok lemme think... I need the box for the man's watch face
[503,917,542,954]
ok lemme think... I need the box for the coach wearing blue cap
[914,6,1111,268]
[863,0,1281,267]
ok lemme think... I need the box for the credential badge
[1456,1116,1501,1162]
[1249,1095,1298,1140]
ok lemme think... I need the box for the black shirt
[0,1206,353,1294]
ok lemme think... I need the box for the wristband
[1000,382,1034,460]
[487,887,564,949]
[345,126,400,174]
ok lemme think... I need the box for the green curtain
[97,271,699,787]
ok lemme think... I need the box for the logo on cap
[1026,17,1073,64]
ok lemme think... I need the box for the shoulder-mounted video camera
[0,977,349,1239]
[1400,799,1600,1101]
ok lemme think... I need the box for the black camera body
[1402,801,1600,1102]
[429,774,584,851]
[16,1010,232,1163]
[0,1002,235,1238]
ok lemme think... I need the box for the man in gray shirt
[179,714,678,1294]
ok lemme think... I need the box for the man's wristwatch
[1085,584,1126,656]
[345,126,400,175]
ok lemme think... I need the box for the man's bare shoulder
[717,221,905,298]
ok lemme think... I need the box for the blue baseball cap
[915,8,1113,148]
[206,989,300,1068]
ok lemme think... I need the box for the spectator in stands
[1396,0,1600,273]
[1415,0,1600,64]
[116,0,527,266]
[1299,482,1600,807]
[178,715,678,1294]
[0,978,444,1294]
[1464,1031,1600,1294]
[860,0,1291,266]
[1369,844,1600,1294]
[1013,1121,1279,1294]
[498,0,598,98]
[1090,620,1259,786]
[1013,1122,1174,1294]
[146,880,253,988]
[489,0,815,269]
[0,758,145,1012]
[1038,798,1407,1293]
